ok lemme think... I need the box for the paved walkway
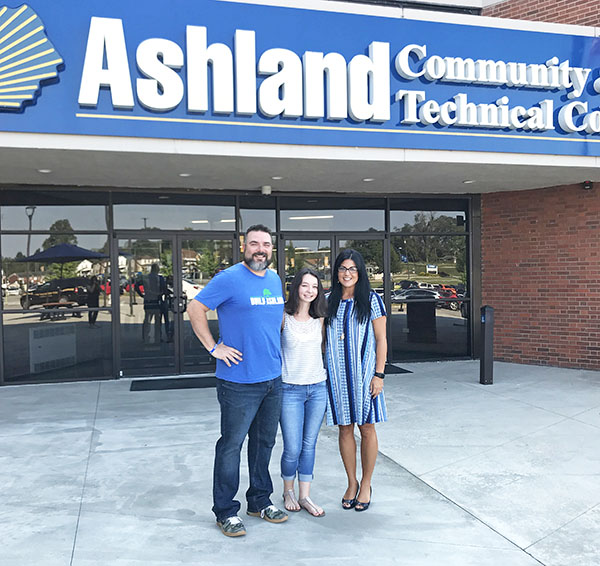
[2,361,599,565]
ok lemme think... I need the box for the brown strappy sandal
[283,489,301,512]
[299,496,326,517]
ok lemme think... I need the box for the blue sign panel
[2,0,600,156]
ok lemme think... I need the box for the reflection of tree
[285,242,305,275]
[183,240,232,279]
[393,213,465,267]
[42,220,78,249]
[39,220,79,280]
[344,231,401,273]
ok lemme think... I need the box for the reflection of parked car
[398,279,419,290]
[21,277,89,308]
[182,278,202,299]
[437,288,461,311]
[391,289,440,302]
[5,283,21,296]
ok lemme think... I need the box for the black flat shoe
[341,488,359,510]
[355,487,372,512]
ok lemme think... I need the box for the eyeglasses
[338,266,358,274]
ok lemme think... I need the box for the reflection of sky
[1,234,109,260]
[280,209,383,231]
[1,206,107,231]
[240,209,276,231]
[114,205,236,230]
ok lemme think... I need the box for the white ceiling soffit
[0,134,598,195]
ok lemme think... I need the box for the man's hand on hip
[212,343,243,367]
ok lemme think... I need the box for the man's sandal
[247,505,289,523]
[299,496,326,517]
[283,489,301,512]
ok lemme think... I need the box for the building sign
[0,5,63,110]
[2,0,600,157]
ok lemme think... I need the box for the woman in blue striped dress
[325,249,387,512]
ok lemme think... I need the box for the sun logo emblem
[0,4,63,111]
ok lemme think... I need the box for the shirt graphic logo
[250,289,284,306]
[0,5,63,111]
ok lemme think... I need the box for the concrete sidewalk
[1,361,599,566]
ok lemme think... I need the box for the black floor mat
[130,365,411,391]
[130,376,217,391]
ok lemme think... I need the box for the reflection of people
[325,249,387,513]
[137,264,166,344]
[187,225,288,537]
[86,276,100,327]
[280,268,327,517]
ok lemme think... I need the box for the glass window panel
[113,205,236,230]
[1,234,111,310]
[284,239,331,295]
[2,311,113,382]
[389,233,470,361]
[389,299,470,361]
[390,235,468,295]
[390,211,467,233]
[0,205,108,231]
[281,210,383,231]
[240,209,276,232]
[280,196,384,231]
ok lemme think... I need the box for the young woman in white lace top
[280,267,328,517]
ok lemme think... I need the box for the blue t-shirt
[194,262,284,383]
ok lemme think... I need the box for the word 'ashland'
[78,17,600,134]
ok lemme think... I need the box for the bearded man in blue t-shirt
[187,224,287,537]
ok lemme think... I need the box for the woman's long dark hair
[327,249,371,325]
[285,267,327,318]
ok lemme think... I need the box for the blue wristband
[209,344,218,354]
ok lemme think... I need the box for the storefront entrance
[115,233,235,377]
[0,192,475,385]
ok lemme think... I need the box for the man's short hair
[245,224,272,237]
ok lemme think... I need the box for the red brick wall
[479,3,600,368]
[483,0,600,26]
[481,185,600,369]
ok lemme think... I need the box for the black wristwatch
[374,371,385,379]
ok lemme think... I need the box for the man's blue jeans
[279,381,327,482]
[212,376,282,522]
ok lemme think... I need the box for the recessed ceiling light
[179,173,191,177]
[462,179,475,184]
[271,176,283,180]
[220,219,236,223]
[37,169,52,174]
[362,178,374,182]
[191,220,209,224]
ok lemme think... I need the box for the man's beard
[244,252,272,271]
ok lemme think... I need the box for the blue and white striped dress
[325,291,387,426]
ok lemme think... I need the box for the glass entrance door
[283,238,332,295]
[178,236,234,374]
[117,234,235,377]
[117,236,176,376]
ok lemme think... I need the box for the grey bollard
[480,305,494,385]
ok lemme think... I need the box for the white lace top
[281,313,327,385]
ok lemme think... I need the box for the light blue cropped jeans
[280,380,327,482]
